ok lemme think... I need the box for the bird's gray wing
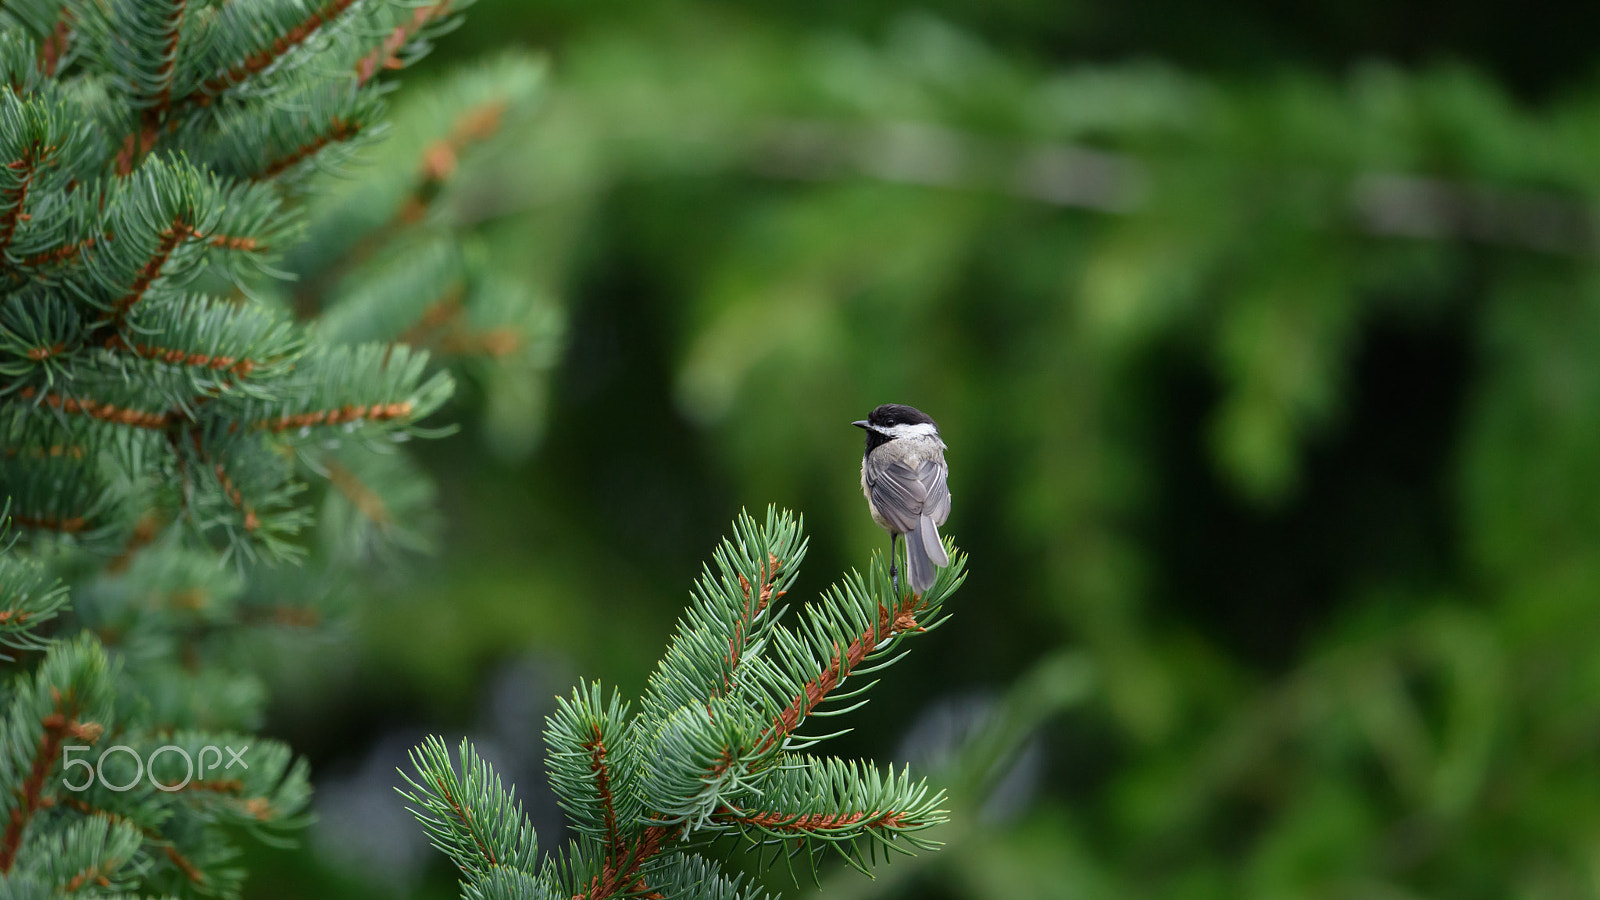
[864,456,928,535]
[866,456,950,533]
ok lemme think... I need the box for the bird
[853,403,952,596]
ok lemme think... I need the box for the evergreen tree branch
[0,142,41,256]
[111,217,194,320]
[192,0,362,101]
[0,3,528,892]
[114,0,190,118]
[411,511,958,900]
[18,233,96,268]
[38,8,71,77]
[113,123,161,177]
[400,735,539,880]
[13,384,172,429]
[320,455,389,525]
[254,115,362,181]
[6,512,82,532]
[0,636,114,873]
[762,596,918,751]
[706,757,946,875]
[353,1,454,86]
[0,505,69,655]
[7,813,142,894]
[572,823,676,900]
[1,703,90,867]
[545,683,638,864]
[643,508,807,723]
[394,283,465,346]
[108,332,261,378]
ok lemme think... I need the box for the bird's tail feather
[919,516,949,567]
[907,516,948,593]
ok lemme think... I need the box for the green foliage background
[246,1,1600,898]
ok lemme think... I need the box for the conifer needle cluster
[404,508,966,899]
[0,1,556,895]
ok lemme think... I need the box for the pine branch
[545,683,638,861]
[400,735,539,880]
[0,635,115,873]
[411,510,962,900]
[5,813,143,894]
[111,217,194,319]
[707,757,946,878]
[38,8,71,77]
[761,593,922,751]
[192,0,364,101]
[0,141,41,255]
[114,292,300,391]
[0,698,91,869]
[222,342,453,437]
[353,1,454,86]
[14,383,172,429]
[642,507,807,722]
[255,115,363,181]
[0,2,532,893]
[111,0,191,117]
[0,503,70,655]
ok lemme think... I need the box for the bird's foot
[889,563,900,598]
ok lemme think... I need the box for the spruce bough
[0,0,554,895]
[404,507,966,899]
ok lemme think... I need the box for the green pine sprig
[403,507,964,899]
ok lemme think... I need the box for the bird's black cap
[861,404,936,429]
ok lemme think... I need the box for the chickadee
[854,404,951,595]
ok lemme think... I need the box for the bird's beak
[852,420,869,429]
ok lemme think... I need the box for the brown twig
[711,553,785,703]
[322,457,389,525]
[38,8,72,77]
[22,234,103,268]
[249,401,413,433]
[193,0,361,99]
[353,1,453,86]
[0,695,103,872]
[212,458,258,531]
[16,385,172,429]
[6,512,87,533]
[573,825,674,900]
[585,724,624,860]
[148,1,188,118]
[711,805,907,833]
[105,333,259,377]
[164,845,206,886]
[188,430,257,531]
[207,233,262,251]
[106,514,163,574]
[436,328,521,358]
[62,863,114,892]
[24,342,66,361]
[762,593,925,752]
[59,796,207,887]
[437,777,498,867]
[395,285,464,347]
[254,118,362,181]
[0,144,43,255]
[113,124,160,176]
[112,219,194,319]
